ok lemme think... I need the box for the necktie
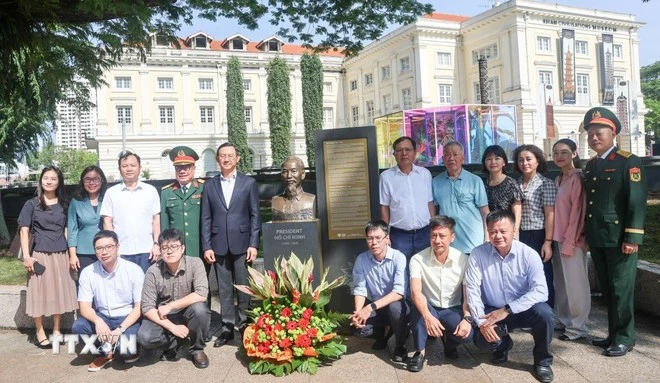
[181,185,187,195]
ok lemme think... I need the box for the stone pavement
[0,297,658,383]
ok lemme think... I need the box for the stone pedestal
[262,219,323,284]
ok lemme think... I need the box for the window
[243,79,252,92]
[200,107,214,130]
[437,52,452,67]
[401,88,412,110]
[115,77,131,89]
[474,77,500,104]
[381,65,391,81]
[268,40,280,52]
[154,34,168,47]
[399,56,411,73]
[366,101,374,122]
[323,82,333,93]
[351,106,359,124]
[323,107,334,129]
[232,39,244,50]
[116,106,133,133]
[382,94,392,113]
[244,107,253,130]
[613,44,623,58]
[157,77,174,90]
[364,73,373,87]
[195,35,207,49]
[538,71,553,86]
[438,84,452,104]
[158,106,175,133]
[471,43,499,64]
[575,41,588,55]
[537,36,551,52]
[198,78,213,91]
[576,74,589,105]
[350,79,358,91]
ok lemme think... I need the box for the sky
[179,0,660,66]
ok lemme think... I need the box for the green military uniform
[583,108,647,346]
[161,178,205,258]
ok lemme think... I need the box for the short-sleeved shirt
[141,256,209,314]
[17,198,68,253]
[379,164,433,231]
[432,169,488,254]
[352,247,407,301]
[78,258,145,317]
[518,174,557,231]
[100,181,160,255]
[409,246,468,308]
[485,176,524,213]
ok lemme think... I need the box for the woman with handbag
[18,166,77,348]
[67,166,108,277]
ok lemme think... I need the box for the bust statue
[271,156,316,221]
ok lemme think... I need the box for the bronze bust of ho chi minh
[271,156,316,221]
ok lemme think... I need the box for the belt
[390,225,429,234]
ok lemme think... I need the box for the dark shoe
[34,336,51,349]
[591,337,611,349]
[604,343,634,357]
[203,335,213,343]
[392,346,407,362]
[444,347,459,359]
[122,350,141,364]
[371,327,393,350]
[238,326,247,339]
[213,331,234,348]
[407,351,425,372]
[160,346,180,362]
[192,351,209,369]
[533,365,554,383]
[492,335,513,365]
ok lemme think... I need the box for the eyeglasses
[174,164,193,171]
[94,244,117,253]
[160,244,183,252]
[366,235,388,244]
[83,177,102,184]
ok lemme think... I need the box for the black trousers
[213,252,250,333]
[365,299,409,348]
[137,302,210,355]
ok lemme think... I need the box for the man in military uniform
[583,107,646,357]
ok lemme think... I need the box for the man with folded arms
[137,228,211,369]
[407,216,473,372]
[72,230,144,372]
[465,210,554,383]
[351,219,408,363]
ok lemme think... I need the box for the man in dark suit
[583,107,646,357]
[201,142,261,347]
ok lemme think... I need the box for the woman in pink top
[551,139,590,341]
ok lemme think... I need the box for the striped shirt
[518,174,557,231]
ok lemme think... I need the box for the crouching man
[137,228,211,368]
[465,210,554,383]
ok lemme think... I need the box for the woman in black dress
[481,145,524,236]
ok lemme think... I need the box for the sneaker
[88,354,113,372]
[122,350,141,364]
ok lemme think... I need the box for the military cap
[169,146,199,165]
[582,107,621,135]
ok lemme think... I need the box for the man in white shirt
[72,230,145,372]
[101,151,161,272]
[407,216,473,372]
[379,136,435,260]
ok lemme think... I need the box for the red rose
[298,318,309,329]
[280,307,292,318]
[257,314,270,329]
[279,338,292,348]
[302,308,313,320]
[257,344,270,353]
[274,323,283,332]
[307,328,318,338]
[286,321,298,330]
[294,334,312,348]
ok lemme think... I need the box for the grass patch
[0,252,27,285]
[639,201,660,265]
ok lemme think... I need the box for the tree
[267,57,292,166]
[226,57,252,174]
[301,54,323,167]
[641,61,660,139]
[28,144,99,184]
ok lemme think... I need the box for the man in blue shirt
[465,210,554,383]
[350,219,408,363]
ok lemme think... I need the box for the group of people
[18,142,259,371]
[357,107,646,382]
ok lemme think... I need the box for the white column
[181,68,193,133]
[139,66,152,134]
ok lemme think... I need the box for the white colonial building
[93,33,344,180]
[342,0,646,158]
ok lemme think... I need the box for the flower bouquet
[235,252,348,376]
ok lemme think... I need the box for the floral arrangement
[235,252,348,376]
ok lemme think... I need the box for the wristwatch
[369,302,378,311]
[463,315,474,324]
[504,304,513,315]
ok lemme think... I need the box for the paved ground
[0,297,659,383]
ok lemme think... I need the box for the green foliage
[226,56,252,173]
[301,54,324,167]
[28,144,99,184]
[267,57,292,165]
[642,61,660,139]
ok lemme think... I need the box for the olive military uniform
[584,108,647,347]
[160,179,205,258]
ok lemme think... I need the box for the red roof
[172,38,344,58]
[422,12,470,22]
